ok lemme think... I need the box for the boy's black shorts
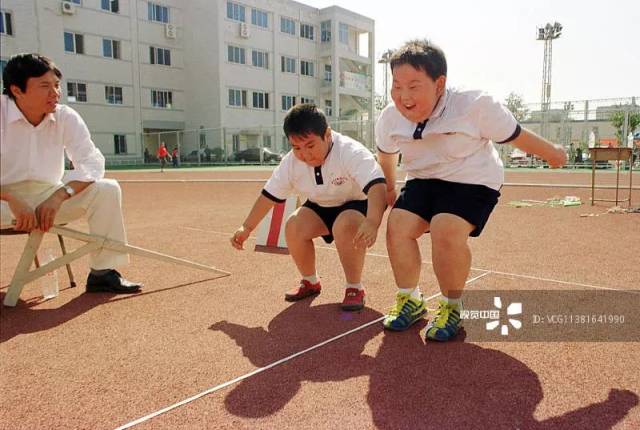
[302,199,368,244]
[393,178,500,237]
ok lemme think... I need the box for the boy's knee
[431,225,466,250]
[285,213,304,237]
[332,212,361,240]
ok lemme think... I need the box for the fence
[132,97,639,169]
[138,119,375,167]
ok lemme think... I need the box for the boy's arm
[230,194,277,250]
[353,182,387,248]
[377,151,400,206]
[510,128,567,168]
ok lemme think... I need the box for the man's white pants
[1,179,129,270]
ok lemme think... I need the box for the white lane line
[114,272,490,430]
[178,226,632,292]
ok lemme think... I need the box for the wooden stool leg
[57,234,77,288]
[4,230,45,307]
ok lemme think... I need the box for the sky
[305,0,640,106]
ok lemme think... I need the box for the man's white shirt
[375,88,519,190]
[0,94,105,186]
[263,131,385,207]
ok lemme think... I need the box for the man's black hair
[2,53,62,100]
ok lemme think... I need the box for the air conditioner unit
[239,22,250,39]
[61,1,76,15]
[165,23,176,39]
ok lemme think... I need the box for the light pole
[378,49,394,106]
[537,22,562,140]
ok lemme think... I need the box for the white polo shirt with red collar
[375,88,520,190]
[263,130,385,207]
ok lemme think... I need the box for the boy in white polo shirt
[231,104,387,311]
[377,39,566,341]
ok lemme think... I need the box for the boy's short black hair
[283,104,328,138]
[2,53,62,100]
[390,39,447,81]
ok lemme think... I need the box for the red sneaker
[284,280,321,302]
[341,288,365,311]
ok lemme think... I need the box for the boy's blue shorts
[393,178,500,237]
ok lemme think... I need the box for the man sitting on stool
[0,53,141,294]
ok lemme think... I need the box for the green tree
[504,92,529,122]
[610,110,640,145]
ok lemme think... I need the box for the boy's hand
[385,187,397,207]
[353,218,379,249]
[547,144,567,168]
[8,196,37,232]
[230,226,251,250]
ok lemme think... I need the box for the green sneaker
[424,300,463,342]
[382,292,427,331]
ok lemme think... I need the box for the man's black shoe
[86,270,142,294]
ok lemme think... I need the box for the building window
[300,23,314,41]
[67,82,87,103]
[251,50,268,69]
[64,32,84,54]
[101,0,119,13]
[280,17,295,36]
[226,1,245,22]
[105,86,123,104]
[150,46,171,65]
[252,91,269,109]
[339,23,348,44]
[228,45,245,64]
[325,99,332,116]
[301,97,314,105]
[301,60,314,77]
[228,88,247,107]
[103,39,120,59]
[148,2,169,23]
[321,20,331,42]
[251,8,267,28]
[324,64,332,81]
[114,134,127,154]
[281,56,296,73]
[151,89,172,108]
[263,135,272,148]
[70,0,81,4]
[282,95,296,111]
[0,10,13,35]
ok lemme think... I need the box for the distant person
[144,147,150,163]
[231,104,387,311]
[172,147,179,168]
[376,39,566,341]
[157,142,170,172]
[0,53,142,294]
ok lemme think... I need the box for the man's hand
[8,196,37,232]
[353,218,379,249]
[230,226,252,250]
[35,190,66,232]
[547,144,567,168]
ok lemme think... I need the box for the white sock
[398,287,422,300]
[345,282,363,290]
[443,295,462,308]
[302,273,318,284]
